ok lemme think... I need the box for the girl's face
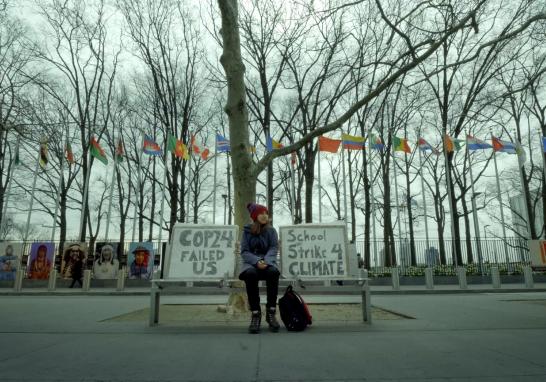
[256,212,269,225]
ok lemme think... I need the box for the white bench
[148,271,371,326]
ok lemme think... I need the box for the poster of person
[0,242,23,281]
[27,242,55,280]
[60,242,88,279]
[127,242,154,280]
[93,242,120,279]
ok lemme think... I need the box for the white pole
[24,152,42,242]
[539,130,546,239]
[213,134,218,224]
[288,155,296,224]
[317,147,322,223]
[79,148,92,241]
[467,149,484,271]
[104,159,117,241]
[341,143,348,233]
[517,140,533,239]
[132,136,143,242]
[369,147,377,268]
[492,149,508,265]
[157,148,169,270]
[50,139,65,242]
[418,148,430,252]
[186,143,192,223]
[1,137,19,239]
[443,136,459,266]
[392,149,403,268]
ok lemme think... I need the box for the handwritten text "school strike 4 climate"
[285,228,345,277]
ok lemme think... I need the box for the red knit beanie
[247,202,268,221]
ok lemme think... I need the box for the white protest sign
[279,224,348,279]
[164,224,238,279]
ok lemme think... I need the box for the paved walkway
[1,289,546,381]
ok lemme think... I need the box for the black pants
[239,267,280,312]
[70,278,82,288]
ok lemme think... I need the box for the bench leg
[361,280,372,324]
[149,286,161,327]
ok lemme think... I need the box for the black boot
[266,308,280,332]
[248,311,261,334]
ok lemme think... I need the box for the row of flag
[26,132,546,169]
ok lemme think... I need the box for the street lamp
[221,194,227,225]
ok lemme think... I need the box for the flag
[201,148,210,160]
[466,135,492,151]
[65,142,75,164]
[370,134,384,150]
[318,136,341,153]
[291,151,297,166]
[542,137,546,153]
[115,139,124,163]
[491,136,516,154]
[143,135,162,156]
[216,134,230,153]
[39,140,48,169]
[444,134,464,153]
[393,136,411,153]
[341,133,365,150]
[266,136,283,152]
[167,134,189,159]
[191,134,201,154]
[418,137,439,154]
[90,136,108,165]
[515,141,527,167]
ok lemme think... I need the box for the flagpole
[288,155,296,224]
[341,141,348,233]
[104,156,117,242]
[369,145,378,268]
[157,145,169,272]
[1,137,19,240]
[317,147,322,223]
[443,135,459,267]
[392,148,403,267]
[418,147,430,253]
[50,136,65,242]
[466,148,484,273]
[540,130,546,239]
[491,148,508,266]
[516,139,532,240]
[132,135,144,242]
[186,142,192,223]
[23,151,42,243]
[213,134,218,224]
[79,146,93,241]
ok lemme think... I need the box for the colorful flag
[341,133,365,150]
[291,151,297,166]
[542,137,546,153]
[491,136,516,154]
[90,136,108,165]
[216,134,230,153]
[115,139,124,163]
[201,148,210,160]
[167,134,189,159]
[418,137,439,154]
[266,136,283,152]
[191,134,201,155]
[65,142,75,164]
[466,135,492,151]
[318,136,341,153]
[393,136,411,153]
[39,140,48,169]
[143,135,162,156]
[444,134,464,153]
[370,135,384,150]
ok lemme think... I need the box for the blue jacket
[239,224,278,275]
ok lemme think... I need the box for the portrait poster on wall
[60,242,88,279]
[127,242,154,280]
[93,242,120,279]
[27,242,55,280]
[0,242,23,281]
